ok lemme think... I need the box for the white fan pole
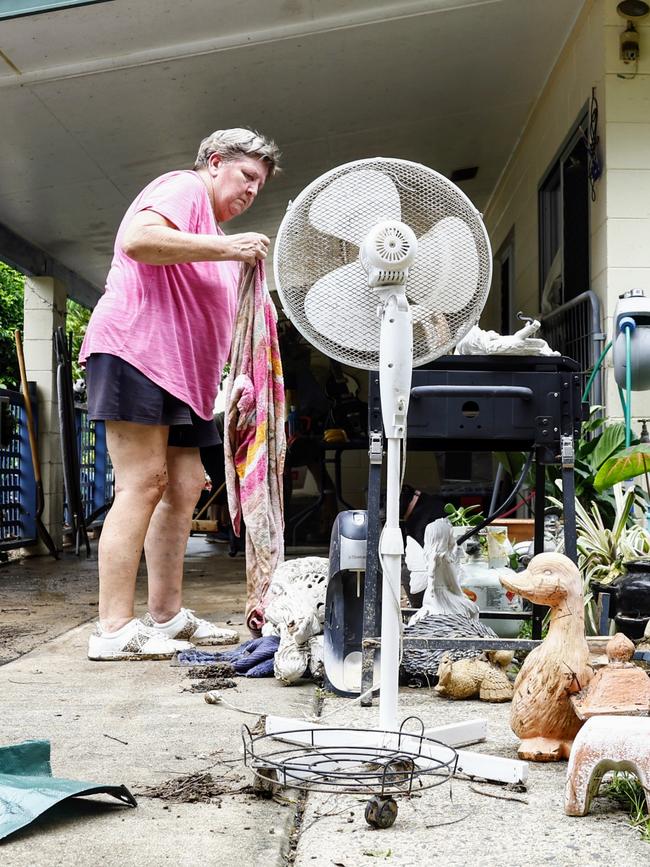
[378,290,413,732]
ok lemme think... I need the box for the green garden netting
[0,740,136,841]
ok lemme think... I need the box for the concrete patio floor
[1,538,648,866]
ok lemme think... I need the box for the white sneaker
[88,618,194,661]
[142,608,239,646]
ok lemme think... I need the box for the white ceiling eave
[0,0,586,304]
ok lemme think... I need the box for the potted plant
[498,408,637,529]
[550,487,650,634]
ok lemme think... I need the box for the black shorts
[85,353,220,448]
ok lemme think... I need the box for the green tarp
[0,740,136,841]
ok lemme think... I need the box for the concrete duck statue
[435,651,514,702]
[500,551,593,761]
[401,519,510,684]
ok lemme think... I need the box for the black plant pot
[612,559,650,640]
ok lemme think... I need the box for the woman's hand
[225,232,271,266]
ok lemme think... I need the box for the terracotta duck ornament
[500,552,593,761]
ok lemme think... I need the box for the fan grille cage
[274,158,492,370]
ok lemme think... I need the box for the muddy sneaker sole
[192,634,240,647]
[87,650,180,661]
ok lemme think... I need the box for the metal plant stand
[242,717,458,828]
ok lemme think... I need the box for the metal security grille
[78,409,96,517]
[0,387,37,550]
[540,290,605,406]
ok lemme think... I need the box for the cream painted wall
[484,0,650,426]
[602,3,650,421]
[483,0,606,334]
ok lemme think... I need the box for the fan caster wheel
[364,795,398,829]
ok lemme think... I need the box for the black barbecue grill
[407,354,584,457]
[357,354,586,703]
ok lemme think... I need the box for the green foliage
[497,408,639,529]
[517,616,549,640]
[0,262,25,389]
[602,772,650,842]
[595,443,650,493]
[66,299,91,383]
[443,503,484,527]
[555,410,635,527]
[549,485,650,633]
[0,264,91,390]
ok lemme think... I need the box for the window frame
[538,104,590,309]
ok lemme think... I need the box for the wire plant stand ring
[242,716,458,798]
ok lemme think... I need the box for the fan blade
[308,170,401,245]
[304,260,380,351]
[408,217,480,314]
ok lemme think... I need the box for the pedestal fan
[243,158,527,827]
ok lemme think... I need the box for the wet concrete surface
[2,539,649,866]
[0,536,246,663]
[1,536,318,866]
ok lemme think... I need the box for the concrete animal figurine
[435,651,514,702]
[565,715,650,816]
[262,556,328,685]
[500,552,593,761]
[401,612,502,685]
[401,520,494,685]
[273,612,322,684]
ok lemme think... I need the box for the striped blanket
[224,262,286,634]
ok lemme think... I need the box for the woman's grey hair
[194,128,281,176]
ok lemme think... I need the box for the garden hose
[581,339,612,402]
[582,325,635,448]
[619,317,636,447]
[626,324,633,447]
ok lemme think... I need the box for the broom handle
[194,481,227,521]
[14,330,42,485]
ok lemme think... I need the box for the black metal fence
[74,407,113,525]
[0,385,38,551]
[540,290,605,405]
[0,387,112,551]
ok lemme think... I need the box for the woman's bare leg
[98,421,169,632]
[144,446,206,622]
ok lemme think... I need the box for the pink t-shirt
[80,170,240,420]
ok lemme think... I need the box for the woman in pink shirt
[80,128,280,660]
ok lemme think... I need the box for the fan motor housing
[360,220,417,287]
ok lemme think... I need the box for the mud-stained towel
[224,262,286,635]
